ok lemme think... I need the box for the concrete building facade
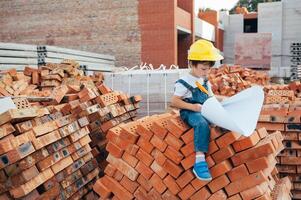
[221,0,301,78]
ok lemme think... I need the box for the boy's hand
[191,104,202,112]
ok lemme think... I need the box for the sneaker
[193,161,212,181]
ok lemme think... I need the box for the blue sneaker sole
[193,168,212,181]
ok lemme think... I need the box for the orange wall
[138,0,177,68]
[198,10,218,26]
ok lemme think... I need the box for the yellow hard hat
[188,39,224,61]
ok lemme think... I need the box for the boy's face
[191,63,211,77]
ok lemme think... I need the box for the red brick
[255,193,271,200]
[216,131,241,148]
[246,155,274,174]
[257,122,284,131]
[97,84,112,94]
[176,170,194,188]
[106,154,139,181]
[113,170,124,181]
[137,175,152,192]
[240,182,269,200]
[206,156,216,168]
[101,175,133,200]
[151,149,167,166]
[225,171,267,196]
[163,175,181,195]
[178,184,196,200]
[111,195,121,200]
[190,186,211,200]
[120,176,139,193]
[134,187,149,200]
[232,131,260,152]
[208,190,227,200]
[100,119,118,133]
[95,92,119,107]
[151,121,168,139]
[122,152,139,168]
[150,173,167,194]
[147,188,162,200]
[180,141,194,157]
[208,175,230,193]
[166,117,189,138]
[210,160,232,178]
[208,140,219,155]
[136,124,154,141]
[125,144,139,156]
[228,194,243,200]
[210,127,223,141]
[280,155,301,165]
[135,161,153,180]
[181,128,194,144]
[104,164,116,177]
[136,148,154,166]
[164,146,184,164]
[227,164,249,182]
[211,146,235,164]
[106,142,124,158]
[150,160,167,179]
[231,141,275,166]
[181,153,195,170]
[164,133,184,150]
[93,179,111,199]
[163,159,183,178]
[191,178,208,190]
[0,123,15,139]
[162,189,179,200]
[32,121,58,137]
[137,137,154,154]
[150,135,167,152]
[119,125,139,144]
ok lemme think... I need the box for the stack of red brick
[0,106,99,199]
[0,61,142,199]
[93,112,291,200]
[258,99,301,199]
[264,85,296,105]
[208,65,269,96]
[0,60,103,101]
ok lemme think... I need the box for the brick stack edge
[0,60,142,199]
[258,81,301,199]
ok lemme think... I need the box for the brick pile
[258,99,301,199]
[93,112,291,200]
[208,65,269,96]
[0,107,99,199]
[264,84,296,105]
[0,61,142,199]
[0,60,102,101]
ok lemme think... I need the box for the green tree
[230,0,280,13]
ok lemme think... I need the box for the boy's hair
[189,60,215,68]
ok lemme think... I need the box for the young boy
[171,39,223,181]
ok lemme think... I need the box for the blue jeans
[180,110,210,153]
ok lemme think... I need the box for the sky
[194,0,240,13]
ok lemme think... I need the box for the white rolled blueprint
[201,86,264,137]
